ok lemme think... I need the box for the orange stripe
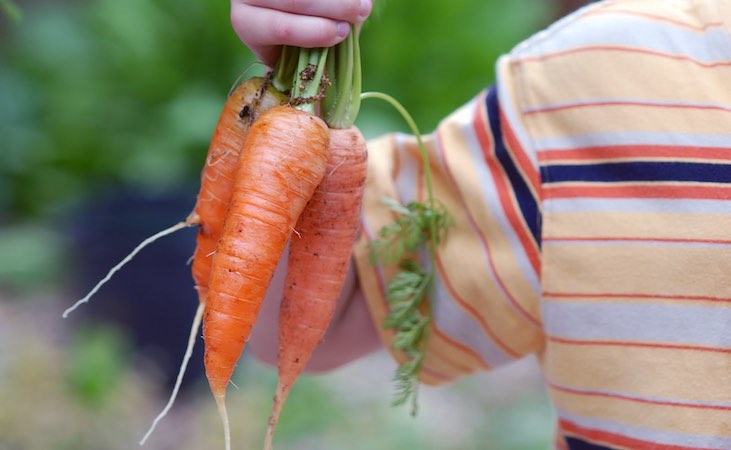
[513,45,731,68]
[543,290,731,303]
[544,183,731,200]
[429,325,491,372]
[420,364,452,383]
[550,382,731,412]
[542,236,731,245]
[539,145,731,163]
[559,419,710,450]
[525,99,731,116]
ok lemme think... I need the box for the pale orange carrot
[264,126,368,450]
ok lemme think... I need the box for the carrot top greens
[363,92,452,416]
[271,24,360,128]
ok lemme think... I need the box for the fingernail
[336,21,350,38]
[359,0,372,19]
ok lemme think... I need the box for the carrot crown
[270,25,361,129]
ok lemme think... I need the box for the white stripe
[544,197,731,214]
[534,131,731,151]
[543,301,731,348]
[511,0,608,57]
[512,7,730,64]
[431,272,514,368]
[557,407,731,449]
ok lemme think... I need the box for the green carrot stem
[360,92,436,212]
[271,45,298,93]
[325,25,361,129]
[349,27,363,124]
[287,47,329,115]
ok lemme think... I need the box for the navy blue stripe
[565,436,617,450]
[542,161,731,184]
[485,86,541,247]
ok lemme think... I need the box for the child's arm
[230,0,373,67]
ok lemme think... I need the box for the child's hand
[231,0,373,67]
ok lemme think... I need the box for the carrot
[203,104,330,450]
[264,126,367,450]
[137,76,287,446]
[190,76,286,303]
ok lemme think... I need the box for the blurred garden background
[0,0,588,448]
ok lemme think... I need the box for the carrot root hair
[62,219,196,318]
[138,301,204,446]
[214,392,232,450]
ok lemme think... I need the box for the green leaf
[369,195,450,415]
[1,0,21,22]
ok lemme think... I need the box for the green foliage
[64,325,131,407]
[0,0,21,22]
[369,196,451,415]
[0,0,252,220]
[0,224,66,291]
[360,0,553,132]
[369,197,451,265]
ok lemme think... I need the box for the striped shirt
[352,0,731,448]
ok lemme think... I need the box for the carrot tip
[214,394,232,450]
[263,387,290,450]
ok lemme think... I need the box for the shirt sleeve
[353,58,546,385]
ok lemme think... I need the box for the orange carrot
[203,104,330,450]
[264,126,368,450]
[190,77,286,303]
[138,76,287,446]
[63,77,286,323]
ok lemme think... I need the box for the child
[235,0,731,448]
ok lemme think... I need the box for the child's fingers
[231,0,373,67]
[240,0,371,25]
[231,4,354,66]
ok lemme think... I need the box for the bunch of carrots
[65,25,367,450]
[188,24,367,450]
[64,18,447,450]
